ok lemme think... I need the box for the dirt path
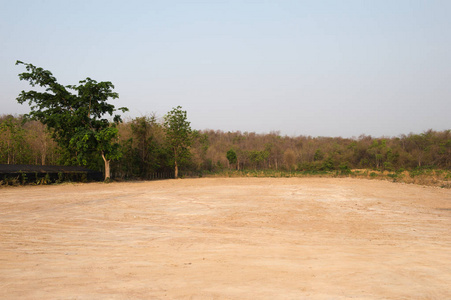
[1,178,450,299]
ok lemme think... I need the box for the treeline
[0,115,58,166]
[197,129,451,172]
[1,114,450,179]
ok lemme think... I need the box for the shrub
[339,163,351,175]
[21,172,27,185]
[56,172,65,183]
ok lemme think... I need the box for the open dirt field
[1,178,450,299]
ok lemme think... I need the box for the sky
[1,0,450,138]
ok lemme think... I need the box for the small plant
[383,162,394,172]
[387,173,402,182]
[35,173,51,185]
[339,163,351,175]
[6,175,21,186]
[56,172,65,183]
[21,172,28,185]
[321,157,335,171]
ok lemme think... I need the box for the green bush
[322,157,335,171]
[339,163,351,175]
[56,172,65,183]
[21,172,27,185]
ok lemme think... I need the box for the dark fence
[148,172,175,180]
[110,170,204,181]
[110,170,175,181]
[0,164,103,185]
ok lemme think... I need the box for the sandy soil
[1,178,450,299]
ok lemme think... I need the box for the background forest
[1,113,450,184]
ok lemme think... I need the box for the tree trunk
[7,140,10,164]
[41,138,47,165]
[41,152,46,165]
[174,148,179,179]
[101,152,111,181]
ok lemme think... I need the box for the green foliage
[314,149,324,161]
[16,61,128,179]
[164,106,192,178]
[226,149,237,165]
[248,150,269,169]
[383,161,394,171]
[387,172,404,182]
[367,139,390,169]
[20,172,27,185]
[298,161,323,171]
[321,157,335,171]
[69,126,122,168]
[339,163,351,175]
[2,104,450,188]
[57,172,64,183]
[409,167,431,178]
[130,116,167,178]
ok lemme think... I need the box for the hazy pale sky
[1,0,450,137]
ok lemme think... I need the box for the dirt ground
[1,178,450,299]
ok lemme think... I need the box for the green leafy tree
[226,148,237,169]
[321,156,335,171]
[16,61,128,180]
[130,115,164,177]
[367,139,389,169]
[248,150,269,170]
[163,106,192,178]
[313,149,325,161]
